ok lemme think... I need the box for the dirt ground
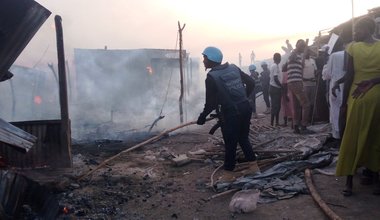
[37,110,380,220]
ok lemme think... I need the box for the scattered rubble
[45,117,339,219]
[5,115,379,219]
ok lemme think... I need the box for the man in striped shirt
[287,39,314,134]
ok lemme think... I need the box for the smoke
[0,65,60,122]
[13,0,369,141]
[69,48,205,141]
[0,48,206,142]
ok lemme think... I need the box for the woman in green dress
[333,16,380,196]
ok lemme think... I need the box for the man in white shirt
[322,50,346,140]
[269,53,283,126]
[302,49,317,123]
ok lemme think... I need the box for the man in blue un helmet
[197,46,257,173]
[248,64,262,118]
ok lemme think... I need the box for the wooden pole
[178,21,186,124]
[55,15,72,168]
[78,118,215,180]
[208,189,239,200]
[305,169,342,220]
[351,0,355,38]
[65,60,72,101]
[311,31,323,125]
[9,79,15,120]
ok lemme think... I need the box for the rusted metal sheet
[0,0,51,79]
[0,5,72,169]
[0,120,72,168]
[0,118,37,152]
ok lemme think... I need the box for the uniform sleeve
[199,75,218,118]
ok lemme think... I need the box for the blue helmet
[249,64,256,71]
[202,46,223,63]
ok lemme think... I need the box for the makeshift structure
[0,1,72,169]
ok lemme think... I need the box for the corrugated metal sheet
[0,0,51,79]
[0,170,59,218]
[0,120,72,168]
[0,2,72,169]
[330,6,380,38]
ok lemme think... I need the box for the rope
[33,45,50,68]
[210,164,224,192]
[149,31,179,131]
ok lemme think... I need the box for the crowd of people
[248,39,320,134]
[196,16,380,195]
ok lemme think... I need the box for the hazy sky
[6,0,379,138]
[18,0,379,67]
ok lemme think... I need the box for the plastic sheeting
[215,152,334,203]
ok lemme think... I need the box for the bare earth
[43,112,380,220]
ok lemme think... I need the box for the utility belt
[208,100,249,135]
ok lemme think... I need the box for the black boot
[270,114,274,126]
[294,125,300,134]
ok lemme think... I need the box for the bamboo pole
[208,188,239,200]
[258,152,302,171]
[305,169,342,220]
[253,138,278,148]
[255,149,299,154]
[78,119,214,180]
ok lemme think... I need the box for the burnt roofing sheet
[0,0,51,80]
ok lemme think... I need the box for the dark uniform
[197,63,256,171]
[260,67,271,109]
[249,71,262,114]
